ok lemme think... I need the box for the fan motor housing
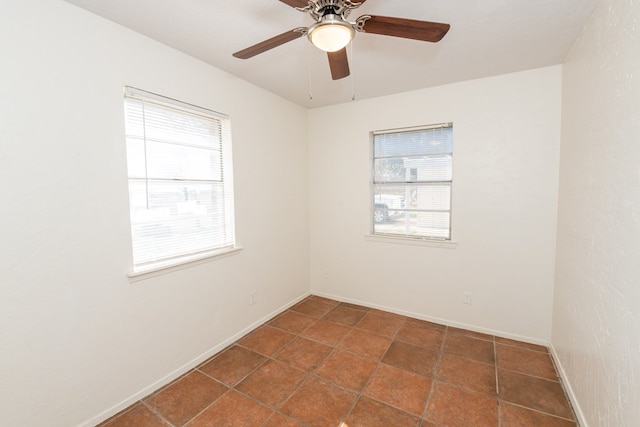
[304,0,362,21]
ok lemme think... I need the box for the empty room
[1,0,639,426]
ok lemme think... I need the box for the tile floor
[99,295,577,427]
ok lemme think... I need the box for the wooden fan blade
[233,29,304,59]
[360,15,450,42]
[327,48,350,80]
[279,0,309,8]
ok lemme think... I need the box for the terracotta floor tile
[356,312,404,338]
[425,381,499,427]
[280,376,357,426]
[338,328,393,360]
[382,340,439,377]
[500,401,577,427]
[236,359,306,408]
[186,390,272,427]
[144,371,227,425]
[345,396,421,427]
[448,327,494,342]
[364,364,432,416]
[268,310,317,334]
[198,345,266,386]
[308,295,340,306]
[338,301,370,311]
[496,344,558,380]
[495,336,549,353]
[315,349,378,391]
[369,308,407,320]
[238,325,295,356]
[443,332,495,364]
[262,412,304,427]
[300,319,352,346]
[498,369,574,420]
[396,322,446,350]
[405,317,447,330]
[274,336,333,372]
[436,353,496,396]
[322,305,367,326]
[99,299,577,427]
[289,299,335,318]
[101,403,169,427]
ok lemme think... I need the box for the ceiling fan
[233,0,450,80]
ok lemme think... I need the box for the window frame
[370,123,454,242]
[123,87,238,277]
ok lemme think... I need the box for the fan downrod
[298,0,365,22]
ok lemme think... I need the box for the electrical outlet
[249,290,256,305]
[463,292,472,305]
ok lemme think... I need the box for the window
[372,123,453,240]
[123,87,235,272]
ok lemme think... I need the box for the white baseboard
[81,291,311,427]
[549,344,588,427]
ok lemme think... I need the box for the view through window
[372,123,453,240]
[123,87,235,272]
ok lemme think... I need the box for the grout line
[258,411,301,427]
[494,340,550,354]
[272,369,316,421]
[171,389,229,426]
[196,348,268,390]
[421,324,449,422]
[495,338,501,427]
[97,401,144,427]
[140,400,177,427]
[360,317,439,422]
[496,366,562,382]
[495,365,578,424]
[321,313,422,425]
[249,304,370,425]
[337,315,408,425]
[494,338,500,396]
[498,400,578,423]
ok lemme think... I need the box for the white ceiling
[64,0,598,108]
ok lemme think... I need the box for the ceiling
[64,0,598,109]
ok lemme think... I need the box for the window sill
[128,246,243,283]
[365,234,457,249]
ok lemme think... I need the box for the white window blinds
[124,87,235,272]
[372,123,453,240]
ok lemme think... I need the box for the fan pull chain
[350,39,356,101]
[308,44,313,100]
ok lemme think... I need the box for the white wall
[552,0,640,425]
[0,1,309,425]
[308,66,562,341]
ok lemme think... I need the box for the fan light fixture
[307,14,355,52]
